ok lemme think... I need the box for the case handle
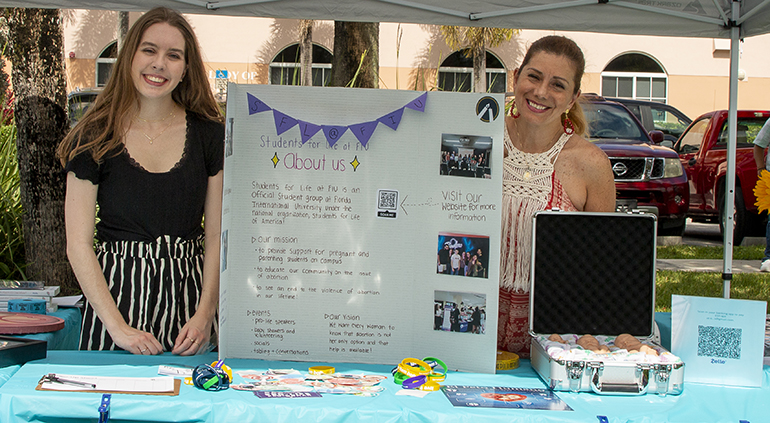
[589,363,650,395]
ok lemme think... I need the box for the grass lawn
[656,244,765,260]
[655,244,769,313]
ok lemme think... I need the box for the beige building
[63,9,770,120]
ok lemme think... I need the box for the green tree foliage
[440,26,516,92]
[0,123,25,280]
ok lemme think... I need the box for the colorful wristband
[419,379,441,391]
[210,361,233,382]
[402,375,427,389]
[423,357,447,382]
[397,358,431,377]
[308,366,336,375]
[393,371,409,385]
[496,351,520,371]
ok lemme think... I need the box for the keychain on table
[191,360,232,391]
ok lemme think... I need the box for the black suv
[605,97,692,144]
[581,95,690,236]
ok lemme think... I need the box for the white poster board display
[219,85,504,373]
[671,295,766,387]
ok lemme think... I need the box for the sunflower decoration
[754,169,770,213]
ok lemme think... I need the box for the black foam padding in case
[530,212,656,337]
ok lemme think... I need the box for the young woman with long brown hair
[58,7,224,355]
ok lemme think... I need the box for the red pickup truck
[672,110,770,245]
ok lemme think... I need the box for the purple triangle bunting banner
[273,110,298,136]
[322,125,349,147]
[405,92,428,112]
[377,107,404,131]
[349,121,379,147]
[247,93,271,115]
[247,92,427,147]
[298,121,322,144]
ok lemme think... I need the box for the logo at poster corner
[377,189,398,219]
[476,96,500,123]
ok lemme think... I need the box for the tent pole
[612,1,725,25]
[722,0,742,299]
[737,0,770,24]
[171,0,208,7]
[470,0,596,20]
[375,0,471,19]
[171,0,279,9]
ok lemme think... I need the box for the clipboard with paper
[36,373,180,396]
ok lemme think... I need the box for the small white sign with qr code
[672,294,766,386]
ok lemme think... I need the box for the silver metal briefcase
[527,211,684,396]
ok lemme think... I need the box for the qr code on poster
[697,325,741,359]
[378,190,398,210]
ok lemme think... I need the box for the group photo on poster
[434,290,486,335]
[436,233,490,278]
[439,134,492,179]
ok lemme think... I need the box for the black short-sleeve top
[65,112,225,243]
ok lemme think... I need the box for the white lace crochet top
[500,129,573,291]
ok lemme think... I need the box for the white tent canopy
[0,0,768,38]
[3,0,769,296]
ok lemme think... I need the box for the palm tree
[440,26,517,93]
[7,8,77,293]
[330,21,379,88]
[117,11,129,53]
[299,19,313,86]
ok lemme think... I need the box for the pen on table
[47,374,96,389]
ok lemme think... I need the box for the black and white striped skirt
[79,235,206,351]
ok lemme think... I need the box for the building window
[269,43,332,86]
[96,41,117,88]
[601,53,667,102]
[438,49,506,93]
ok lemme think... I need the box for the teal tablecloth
[0,308,80,390]
[12,307,81,351]
[1,312,764,423]
[0,350,768,423]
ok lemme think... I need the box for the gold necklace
[136,109,175,123]
[135,111,176,144]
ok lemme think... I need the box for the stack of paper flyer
[0,282,60,313]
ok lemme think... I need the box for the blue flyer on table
[441,385,572,410]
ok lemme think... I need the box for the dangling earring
[509,99,520,119]
[563,108,575,134]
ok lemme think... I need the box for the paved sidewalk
[656,259,764,273]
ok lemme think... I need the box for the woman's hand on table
[112,326,164,355]
[172,314,213,356]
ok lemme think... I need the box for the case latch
[652,363,673,397]
[565,360,587,392]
